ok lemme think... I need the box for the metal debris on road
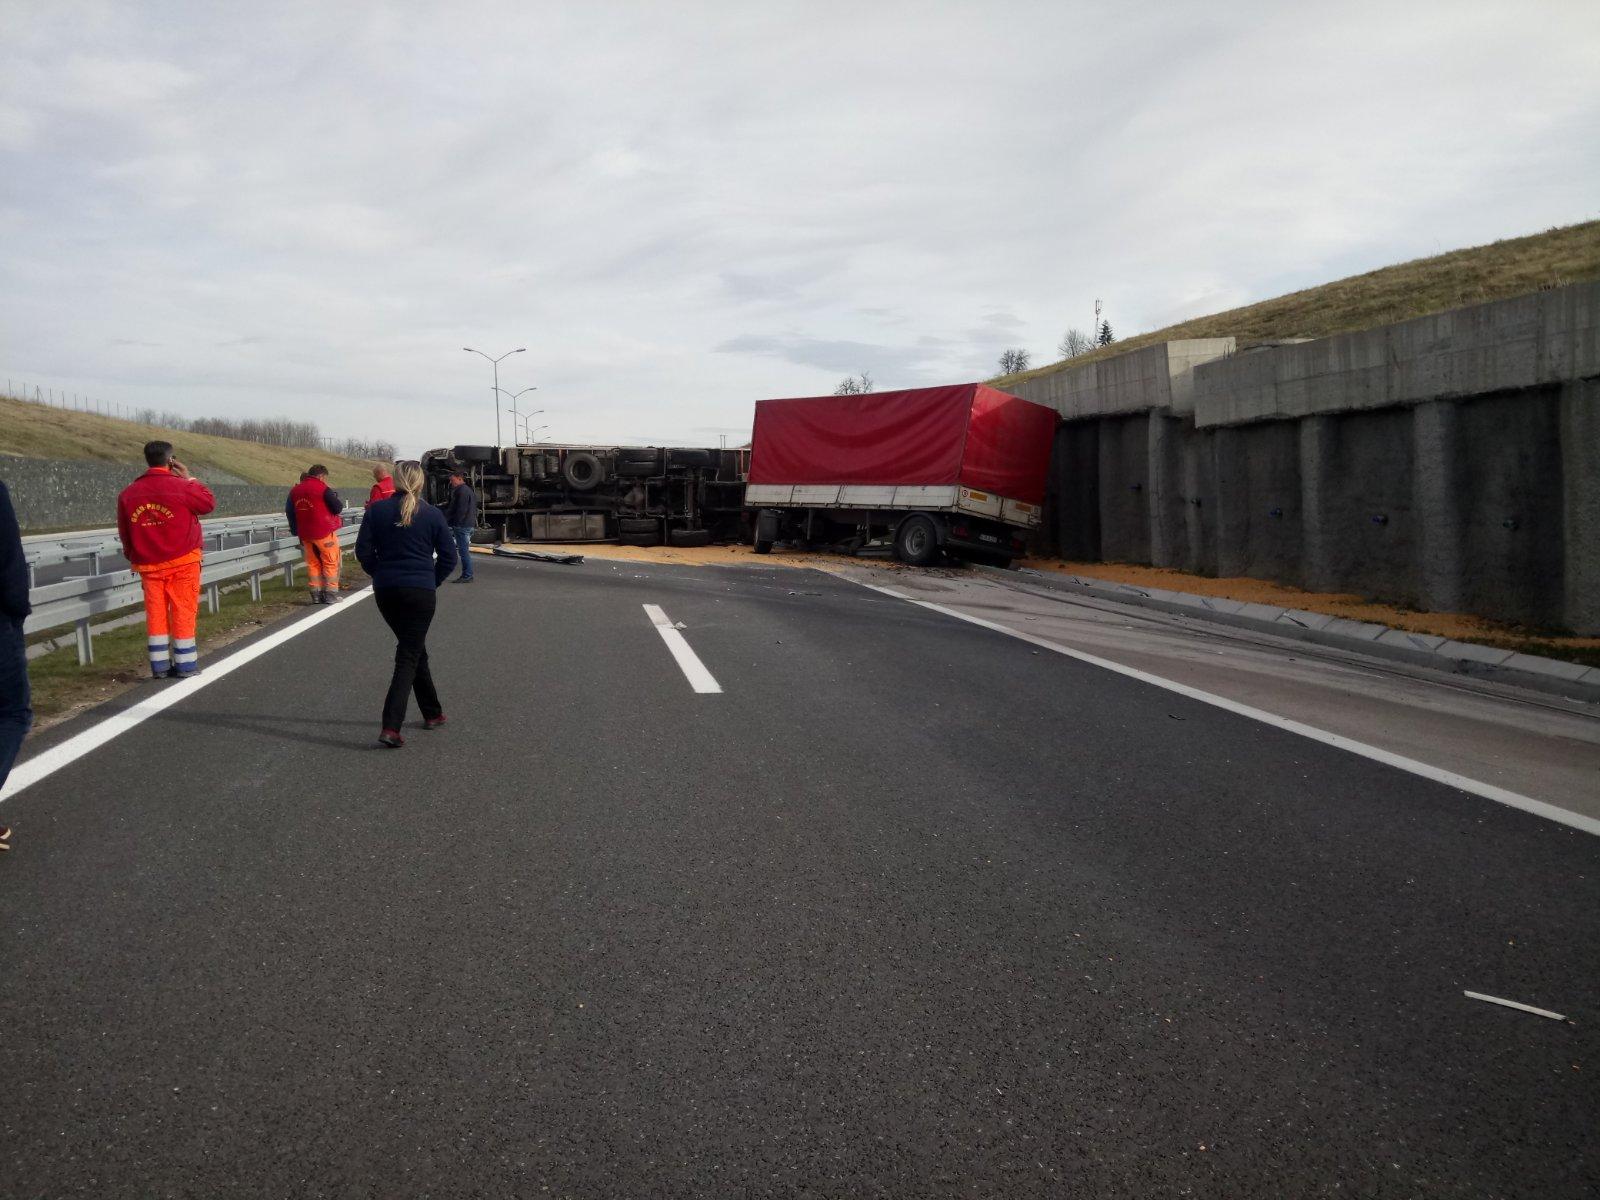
[1463,991,1569,1021]
[492,546,584,565]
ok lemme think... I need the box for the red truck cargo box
[748,383,1057,506]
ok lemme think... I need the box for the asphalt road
[1,555,1596,1197]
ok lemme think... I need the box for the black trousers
[374,587,442,730]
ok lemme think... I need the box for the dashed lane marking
[643,604,722,694]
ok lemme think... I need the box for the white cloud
[0,0,1597,455]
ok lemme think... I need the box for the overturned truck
[420,443,749,547]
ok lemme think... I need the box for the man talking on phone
[116,441,217,679]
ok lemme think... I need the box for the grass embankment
[0,395,376,487]
[996,220,1600,387]
[1022,559,1600,668]
[25,553,369,729]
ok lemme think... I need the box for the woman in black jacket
[355,461,458,748]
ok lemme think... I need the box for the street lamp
[506,408,544,443]
[462,346,526,446]
[499,389,541,442]
[526,421,550,442]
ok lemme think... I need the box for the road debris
[492,546,584,565]
[1463,991,1569,1021]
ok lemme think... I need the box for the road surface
[2,554,1596,1197]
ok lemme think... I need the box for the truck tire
[452,445,496,464]
[619,530,662,547]
[618,517,659,535]
[893,514,941,566]
[667,448,716,469]
[752,508,779,554]
[562,451,605,491]
[668,527,713,548]
[470,526,498,545]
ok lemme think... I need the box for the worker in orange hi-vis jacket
[286,464,347,604]
[115,441,218,679]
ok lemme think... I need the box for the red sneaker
[423,714,447,730]
[378,729,405,748]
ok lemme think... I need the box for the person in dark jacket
[443,472,478,582]
[0,480,32,849]
[355,460,458,748]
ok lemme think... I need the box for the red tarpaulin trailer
[745,383,1058,565]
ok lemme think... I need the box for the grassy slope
[996,220,1600,386]
[0,395,377,487]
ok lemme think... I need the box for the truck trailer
[744,383,1057,566]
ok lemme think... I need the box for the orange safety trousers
[301,534,342,592]
[135,549,202,677]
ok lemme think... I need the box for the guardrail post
[90,550,102,574]
[249,570,262,601]
[75,617,93,665]
[282,562,295,587]
[204,583,221,614]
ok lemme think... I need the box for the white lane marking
[847,580,1600,839]
[1463,991,1568,1021]
[2,589,375,804]
[643,604,722,694]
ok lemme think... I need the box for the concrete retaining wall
[1008,282,1600,634]
[0,456,291,531]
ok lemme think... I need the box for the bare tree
[833,371,875,395]
[1058,328,1094,358]
[997,348,1031,375]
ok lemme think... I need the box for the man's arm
[323,487,345,515]
[0,482,30,623]
[116,492,134,561]
[355,507,376,575]
[284,496,298,538]
[432,510,458,586]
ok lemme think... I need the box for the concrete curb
[987,567,1600,703]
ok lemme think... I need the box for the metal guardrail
[23,509,362,577]
[24,515,364,665]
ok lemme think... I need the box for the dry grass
[997,220,1600,386]
[0,395,377,487]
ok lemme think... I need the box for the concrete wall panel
[1096,414,1150,563]
[1451,390,1564,627]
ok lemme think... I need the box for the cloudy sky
[2,0,1597,455]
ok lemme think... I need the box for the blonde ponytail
[393,460,424,527]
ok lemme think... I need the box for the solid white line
[642,604,722,694]
[1463,991,1568,1021]
[1,589,374,804]
[847,579,1600,838]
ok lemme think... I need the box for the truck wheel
[562,451,605,491]
[452,445,496,464]
[618,517,659,535]
[619,531,662,547]
[668,527,713,548]
[893,514,941,566]
[752,508,779,554]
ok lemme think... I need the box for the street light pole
[496,387,540,443]
[463,346,526,446]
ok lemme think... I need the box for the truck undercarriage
[421,443,750,547]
